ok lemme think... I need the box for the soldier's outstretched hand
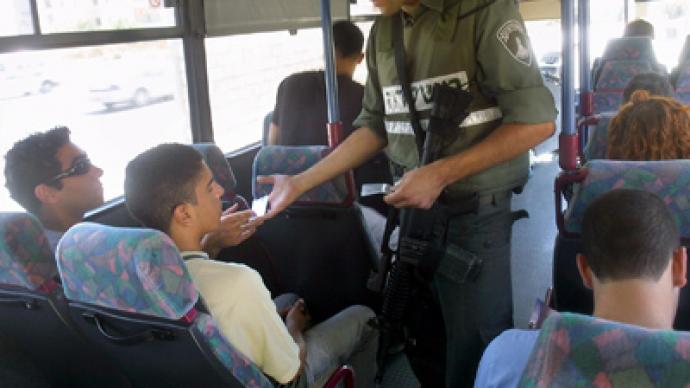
[384,164,446,209]
[256,174,305,220]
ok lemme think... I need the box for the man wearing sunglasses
[4,126,104,251]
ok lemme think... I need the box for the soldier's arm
[385,122,554,208]
[259,127,386,219]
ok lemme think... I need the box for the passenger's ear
[172,203,193,227]
[576,253,594,289]
[357,52,364,64]
[672,247,687,288]
[34,184,59,205]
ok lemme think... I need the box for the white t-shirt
[182,251,300,384]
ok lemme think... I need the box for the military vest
[372,0,530,198]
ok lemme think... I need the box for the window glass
[635,0,690,70]
[37,0,175,34]
[0,0,33,37]
[207,28,327,151]
[207,23,374,152]
[350,0,379,18]
[0,40,191,211]
[590,1,627,60]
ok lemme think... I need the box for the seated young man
[4,127,105,251]
[474,189,687,388]
[4,127,255,256]
[124,143,377,387]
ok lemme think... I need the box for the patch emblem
[496,20,533,66]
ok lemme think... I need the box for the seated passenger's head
[3,127,104,231]
[624,19,654,39]
[622,73,674,103]
[333,20,364,77]
[607,90,690,160]
[577,189,686,329]
[124,143,224,248]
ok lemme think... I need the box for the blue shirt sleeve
[474,329,540,388]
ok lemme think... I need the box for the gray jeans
[274,294,378,388]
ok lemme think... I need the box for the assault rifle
[367,84,473,385]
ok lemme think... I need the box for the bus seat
[191,142,249,209]
[262,111,273,146]
[253,145,351,205]
[56,222,274,388]
[592,37,666,114]
[582,113,614,161]
[675,65,690,105]
[252,146,379,323]
[592,37,664,87]
[553,160,690,329]
[593,60,657,113]
[674,38,690,105]
[0,212,129,388]
[520,312,690,386]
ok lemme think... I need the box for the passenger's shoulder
[486,329,539,353]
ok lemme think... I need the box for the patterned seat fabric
[519,312,690,387]
[593,61,656,113]
[57,222,273,387]
[564,160,690,236]
[583,114,615,161]
[0,212,57,291]
[253,145,350,204]
[191,143,246,207]
[601,37,659,62]
[675,64,690,105]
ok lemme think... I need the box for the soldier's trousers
[437,190,517,387]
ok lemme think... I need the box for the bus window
[207,22,375,152]
[36,0,176,34]
[0,1,33,37]
[0,40,191,212]
[635,0,690,70]
[206,28,331,152]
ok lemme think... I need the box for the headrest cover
[564,160,690,236]
[252,145,349,205]
[520,312,690,386]
[595,61,655,90]
[0,212,57,291]
[191,143,237,195]
[602,37,657,62]
[57,223,198,319]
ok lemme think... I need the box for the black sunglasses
[45,156,92,184]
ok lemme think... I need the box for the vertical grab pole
[320,0,343,147]
[560,0,578,171]
[578,0,593,152]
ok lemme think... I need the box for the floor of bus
[0,83,560,387]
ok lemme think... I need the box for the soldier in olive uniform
[259,0,557,386]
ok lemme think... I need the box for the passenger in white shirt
[124,143,377,387]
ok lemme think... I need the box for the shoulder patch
[496,20,533,67]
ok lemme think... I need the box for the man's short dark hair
[333,20,364,58]
[4,127,71,214]
[582,189,679,282]
[125,143,203,233]
[624,19,654,38]
[623,73,674,103]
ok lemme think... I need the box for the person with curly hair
[607,90,690,160]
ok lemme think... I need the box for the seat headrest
[520,312,690,386]
[57,223,198,320]
[0,212,57,291]
[595,60,656,90]
[191,143,237,196]
[602,37,658,62]
[252,145,351,205]
[679,35,690,64]
[564,160,690,236]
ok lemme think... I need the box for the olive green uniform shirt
[353,0,558,198]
